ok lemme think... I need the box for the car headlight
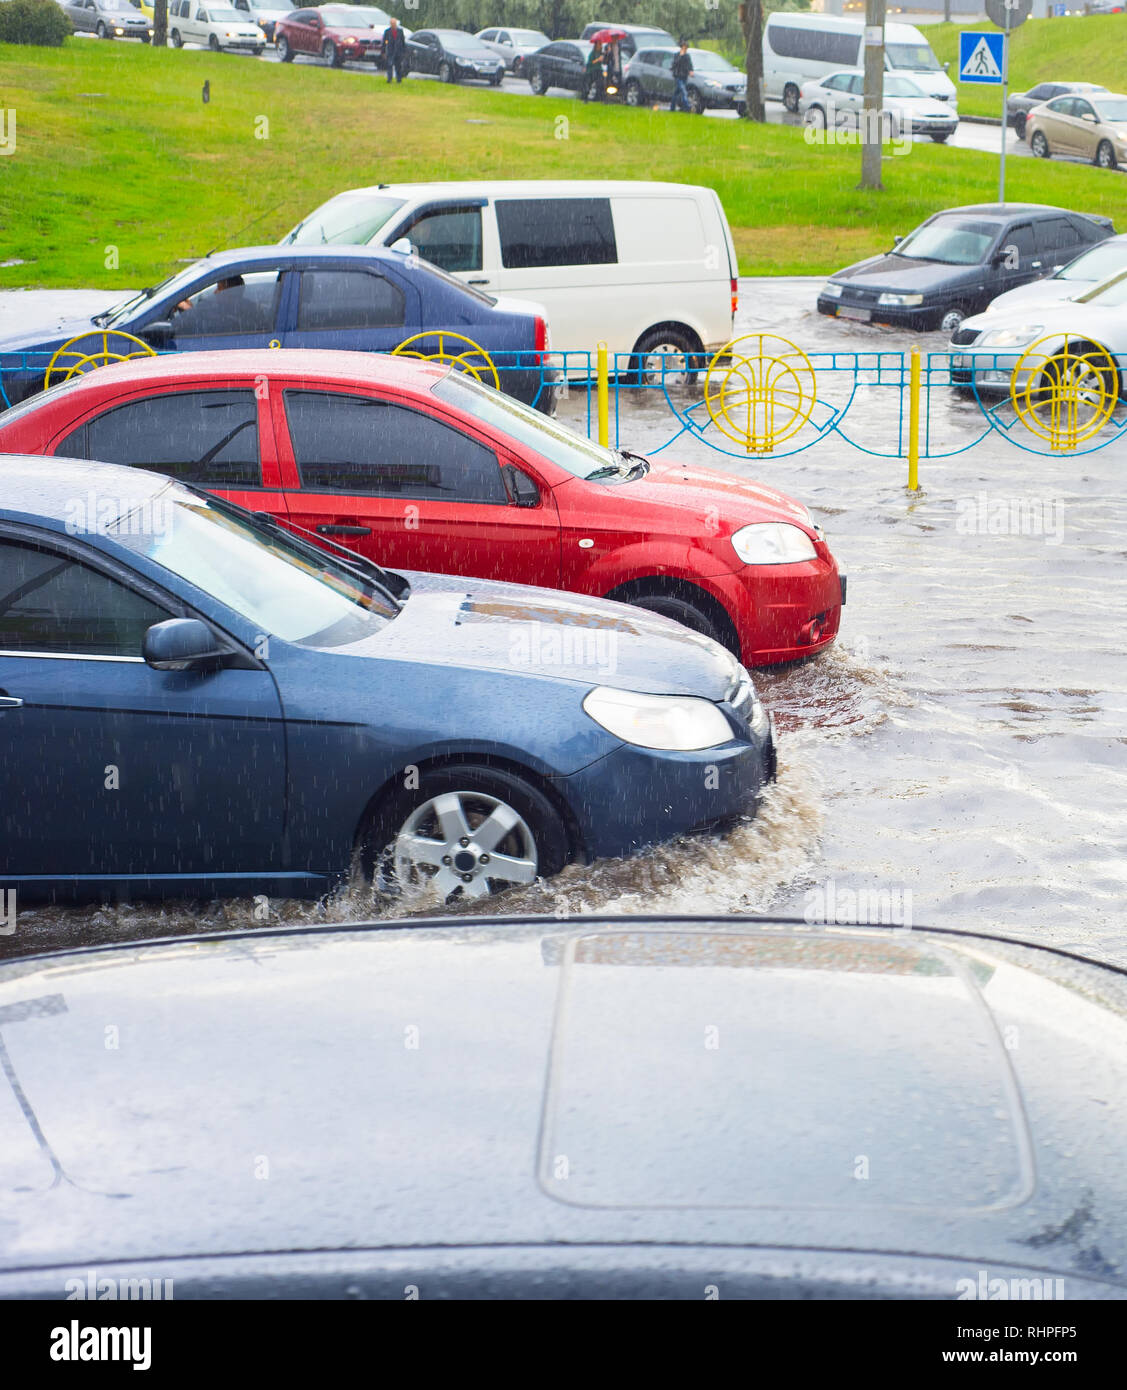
[877,292,924,306]
[979,324,1044,347]
[822,282,844,299]
[583,687,735,752]
[731,522,817,566]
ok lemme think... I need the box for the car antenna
[203,200,288,258]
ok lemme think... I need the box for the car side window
[56,390,262,487]
[1037,217,1079,257]
[480,28,495,40]
[284,391,509,504]
[1073,100,1096,119]
[848,74,865,94]
[402,207,483,274]
[496,197,617,270]
[0,539,171,658]
[1002,223,1036,267]
[170,270,283,337]
[296,270,405,331]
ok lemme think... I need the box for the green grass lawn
[0,38,1121,289]
[929,16,1126,121]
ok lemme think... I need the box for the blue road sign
[959,30,1005,85]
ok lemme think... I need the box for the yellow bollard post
[597,341,609,448]
[907,345,921,492]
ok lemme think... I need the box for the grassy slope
[929,16,1127,120]
[0,38,1121,288]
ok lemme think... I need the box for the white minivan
[281,181,739,366]
[764,14,956,111]
[168,0,266,51]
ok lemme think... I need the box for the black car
[404,28,504,84]
[1006,81,1108,139]
[817,202,1115,334]
[3,917,1127,1300]
[525,39,591,96]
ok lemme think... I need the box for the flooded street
[4,278,1126,961]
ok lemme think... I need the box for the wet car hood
[831,252,984,295]
[1,921,1125,1291]
[0,313,113,355]
[330,569,742,699]
[960,300,1127,344]
[983,279,1086,315]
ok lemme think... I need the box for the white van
[282,181,739,364]
[764,14,956,111]
[168,0,265,51]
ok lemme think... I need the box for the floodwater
[4,279,1126,960]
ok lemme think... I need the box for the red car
[275,5,387,66]
[0,350,844,666]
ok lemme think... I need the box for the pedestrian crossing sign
[959,30,1005,84]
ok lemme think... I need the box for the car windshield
[1093,98,1127,121]
[109,489,399,647]
[444,34,485,51]
[510,29,548,44]
[885,42,940,72]
[102,0,137,10]
[633,29,674,45]
[433,372,636,482]
[1056,241,1127,280]
[689,51,735,72]
[95,261,211,327]
[321,7,383,26]
[884,75,926,98]
[284,194,405,246]
[208,7,241,19]
[1076,268,1127,307]
[895,218,997,265]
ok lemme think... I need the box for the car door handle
[316,523,372,536]
[0,694,24,709]
[468,278,491,285]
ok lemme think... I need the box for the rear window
[496,198,617,270]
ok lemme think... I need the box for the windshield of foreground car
[321,7,385,27]
[689,51,737,72]
[433,371,642,482]
[208,7,241,19]
[1056,241,1127,280]
[895,219,996,266]
[285,194,405,246]
[95,261,211,328]
[109,489,399,647]
[883,75,927,98]
[1075,267,1127,307]
[1093,98,1127,122]
[885,43,940,72]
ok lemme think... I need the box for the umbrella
[589,27,628,43]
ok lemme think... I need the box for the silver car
[623,47,747,115]
[64,0,153,39]
[474,25,549,77]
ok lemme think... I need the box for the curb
[961,114,1003,126]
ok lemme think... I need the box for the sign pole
[998,9,1011,203]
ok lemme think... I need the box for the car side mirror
[893,234,903,245]
[143,619,229,671]
[389,237,414,256]
[1082,112,1097,123]
[503,465,540,507]
[139,320,174,347]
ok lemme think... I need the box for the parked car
[524,39,593,96]
[799,70,958,143]
[578,20,674,60]
[818,203,1115,333]
[474,24,548,75]
[282,181,739,367]
[63,0,151,40]
[1027,89,1127,170]
[1005,80,1108,139]
[949,266,1127,397]
[3,917,1127,1297]
[168,0,265,52]
[0,454,776,903]
[623,47,747,115]
[405,29,504,84]
[230,0,297,43]
[0,350,845,667]
[980,231,1127,316]
[763,12,956,112]
[0,245,555,411]
[274,5,388,65]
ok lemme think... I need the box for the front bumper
[817,295,940,330]
[703,553,844,667]
[557,732,775,862]
[702,87,747,110]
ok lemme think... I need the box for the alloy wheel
[394,790,539,900]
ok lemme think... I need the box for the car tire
[96,20,109,37]
[140,33,150,42]
[277,34,292,61]
[252,45,263,55]
[209,34,220,51]
[624,78,642,106]
[490,71,503,86]
[939,308,967,334]
[513,56,523,77]
[1095,139,1118,170]
[805,104,826,129]
[930,133,950,143]
[439,60,453,83]
[783,82,800,113]
[170,27,182,46]
[322,39,340,65]
[631,325,703,386]
[529,67,545,94]
[1032,351,1122,411]
[1015,113,1027,140]
[1031,130,1050,158]
[736,100,746,118]
[360,763,570,902]
[620,589,731,652]
[688,87,704,115]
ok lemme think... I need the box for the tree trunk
[153,0,167,46]
[859,0,886,190]
[739,1,765,122]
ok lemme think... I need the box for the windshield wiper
[251,511,408,610]
[93,286,154,328]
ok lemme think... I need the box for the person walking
[671,39,693,113]
[384,17,406,84]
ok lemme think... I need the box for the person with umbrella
[586,27,626,100]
